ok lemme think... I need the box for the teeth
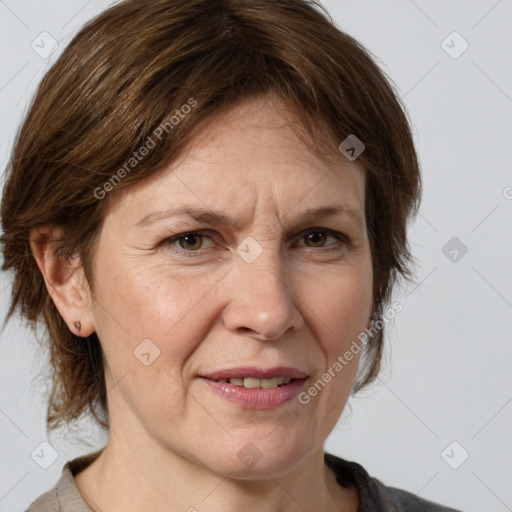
[215,377,293,388]
[260,377,278,389]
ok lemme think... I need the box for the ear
[29,224,96,337]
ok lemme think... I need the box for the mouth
[203,376,297,389]
[198,366,308,409]
[200,366,307,384]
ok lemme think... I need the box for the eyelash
[159,228,350,257]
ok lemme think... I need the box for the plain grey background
[0,1,511,511]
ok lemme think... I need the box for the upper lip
[200,366,308,380]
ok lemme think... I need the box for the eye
[296,228,349,249]
[160,227,349,257]
[164,231,213,252]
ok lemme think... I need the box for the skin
[30,96,373,512]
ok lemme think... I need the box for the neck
[74,425,358,512]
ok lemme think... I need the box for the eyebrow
[135,204,364,231]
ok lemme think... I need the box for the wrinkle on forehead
[103,95,366,233]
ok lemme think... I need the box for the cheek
[91,249,222,374]
[302,261,373,345]
[299,263,372,409]
[89,256,211,424]
[294,262,372,434]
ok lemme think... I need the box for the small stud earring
[73,321,81,332]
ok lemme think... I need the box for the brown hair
[0,0,421,433]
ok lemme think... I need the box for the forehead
[106,96,366,225]
[184,96,344,170]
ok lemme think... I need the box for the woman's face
[86,96,373,477]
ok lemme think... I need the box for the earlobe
[29,225,96,337]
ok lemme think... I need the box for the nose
[221,250,304,341]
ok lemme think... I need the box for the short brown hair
[0,0,421,433]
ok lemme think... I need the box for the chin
[199,438,312,480]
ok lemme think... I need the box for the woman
[1,0,461,510]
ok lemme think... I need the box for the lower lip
[200,377,307,410]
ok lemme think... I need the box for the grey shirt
[26,450,462,511]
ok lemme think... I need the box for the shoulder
[25,464,92,512]
[25,483,59,512]
[25,464,74,511]
[25,450,102,512]
[324,452,463,512]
